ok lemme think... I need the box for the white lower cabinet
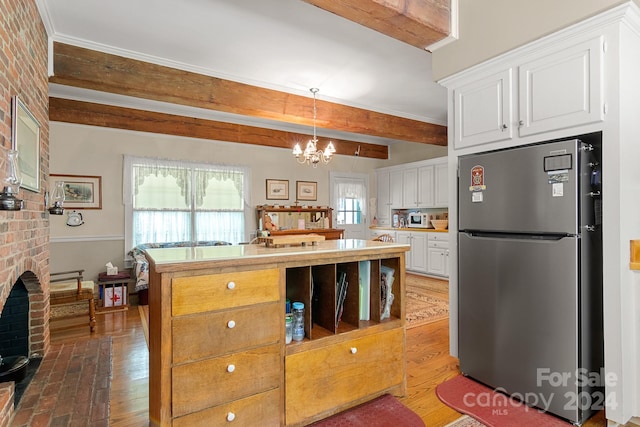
[427,233,450,278]
[396,231,428,274]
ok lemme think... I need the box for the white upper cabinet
[376,169,392,226]
[403,165,435,208]
[402,167,418,207]
[376,156,448,213]
[390,169,403,208]
[451,36,604,150]
[518,36,603,137]
[434,162,448,207]
[454,69,514,149]
[376,168,404,226]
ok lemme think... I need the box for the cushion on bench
[50,280,95,302]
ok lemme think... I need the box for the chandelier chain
[292,88,335,167]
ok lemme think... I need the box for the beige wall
[49,122,443,281]
[432,0,633,80]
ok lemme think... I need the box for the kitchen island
[145,239,410,426]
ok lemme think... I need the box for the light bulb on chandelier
[292,88,336,167]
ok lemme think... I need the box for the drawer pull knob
[227,364,235,373]
[226,412,236,422]
[350,347,357,354]
[227,281,236,290]
[227,320,236,329]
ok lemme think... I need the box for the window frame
[123,155,251,259]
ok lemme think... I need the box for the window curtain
[334,179,367,216]
[123,155,251,249]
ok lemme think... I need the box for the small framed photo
[266,179,289,200]
[50,174,102,209]
[296,181,317,201]
[12,96,41,192]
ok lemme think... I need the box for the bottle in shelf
[292,302,305,341]
[285,314,293,344]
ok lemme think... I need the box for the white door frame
[329,172,369,239]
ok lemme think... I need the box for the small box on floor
[103,284,127,307]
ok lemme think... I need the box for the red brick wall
[0,0,50,355]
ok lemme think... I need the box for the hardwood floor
[51,308,149,427]
[49,289,607,427]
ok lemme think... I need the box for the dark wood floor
[49,288,607,427]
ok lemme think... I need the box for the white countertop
[145,239,410,268]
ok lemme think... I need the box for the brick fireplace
[0,0,51,425]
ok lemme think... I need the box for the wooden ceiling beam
[49,98,389,160]
[50,42,447,146]
[302,0,450,50]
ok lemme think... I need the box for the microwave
[408,212,433,228]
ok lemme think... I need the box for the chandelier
[292,88,336,167]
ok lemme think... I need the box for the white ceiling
[37,0,448,142]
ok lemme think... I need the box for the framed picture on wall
[50,174,102,209]
[296,181,317,201]
[11,96,40,192]
[266,179,289,200]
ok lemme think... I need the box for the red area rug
[436,375,572,427]
[309,394,425,427]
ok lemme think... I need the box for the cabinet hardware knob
[227,364,235,373]
[350,347,357,354]
[227,320,236,329]
[227,281,236,290]
[519,120,524,127]
[501,124,508,130]
[226,412,236,422]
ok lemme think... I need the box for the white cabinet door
[428,233,449,277]
[410,233,428,274]
[427,247,446,276]
[434,162,448,207]
[376,170,391,226]
[390,169,403,208]
[417,165,435,208]
[402,168,418,208]
[396,231,412,270]
[519,36,603,137]
[454,68,514,149]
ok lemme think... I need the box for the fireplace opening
[0,278,42,406]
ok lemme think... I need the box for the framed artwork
[50,174,102,209]
[11,96,40,192]
[266,179,289,200]
[296,181,317,201]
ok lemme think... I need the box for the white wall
[432,0,632,80]
[48,122,444,281]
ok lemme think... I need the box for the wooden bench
[50,269,96,332]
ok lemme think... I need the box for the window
[124,156,250,250]
[336,196,362,225]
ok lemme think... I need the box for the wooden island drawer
[172,268,279,316]
[172,343,280,417]
[173,388,281,427]
[285,328,404,425]
[172,302,280,363]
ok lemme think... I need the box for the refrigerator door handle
[462,231,573,241]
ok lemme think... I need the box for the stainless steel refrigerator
[457,136,603,425]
